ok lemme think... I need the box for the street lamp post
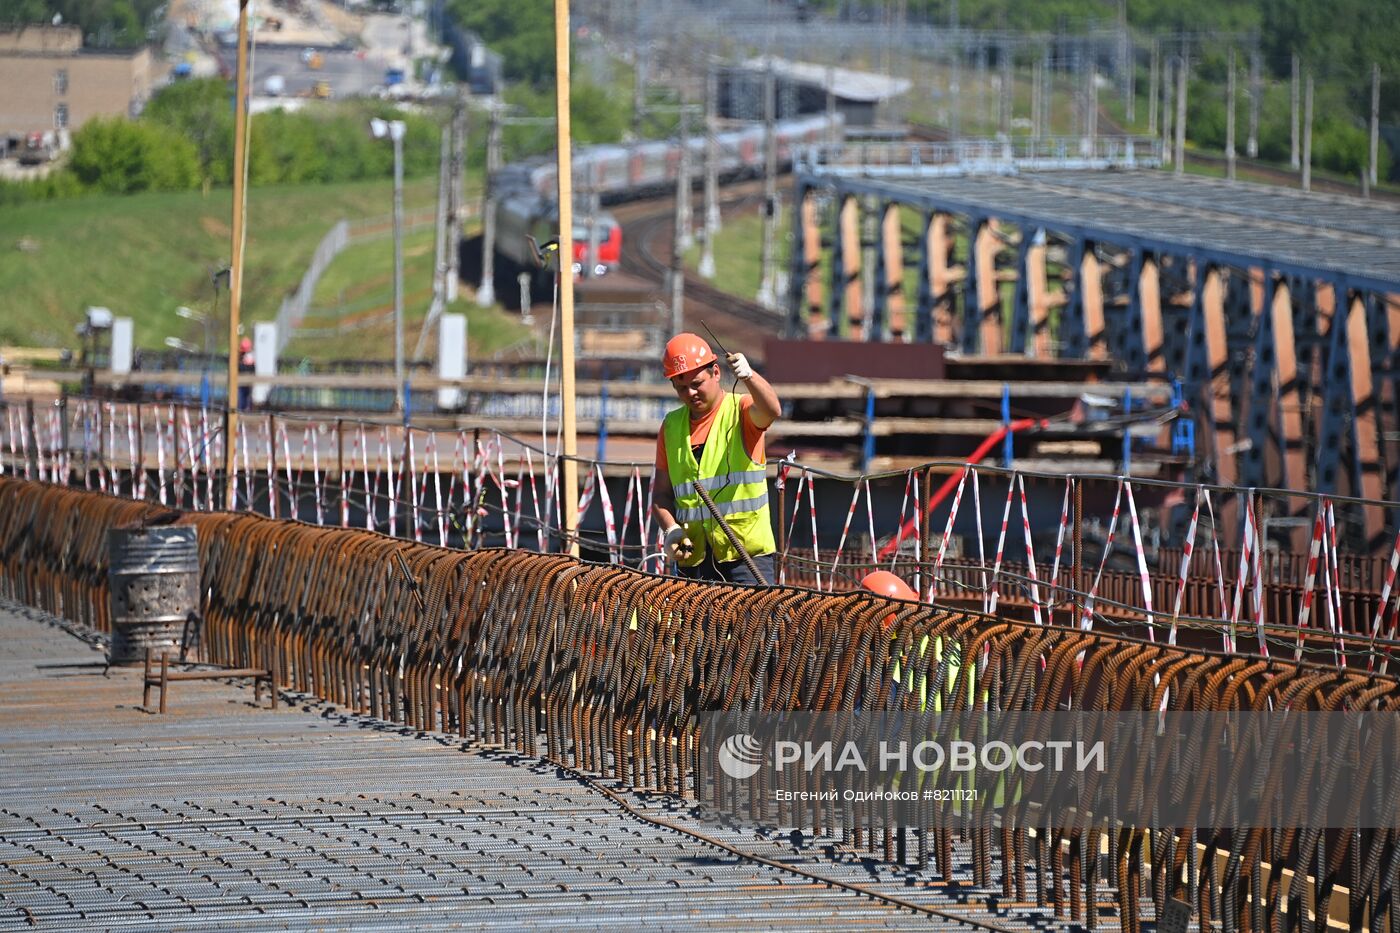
[371,117,407,414]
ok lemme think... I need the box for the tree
[67,118,200,193]
[143,78,235,185]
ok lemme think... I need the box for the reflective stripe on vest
[673,469,769,499]
[662,393,776,566]
[673,492,769,524]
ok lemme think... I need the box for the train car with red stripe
[486,112,842,288]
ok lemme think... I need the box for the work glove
[726,352,754,380]
[664,525,694,560]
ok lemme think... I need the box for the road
[246,44,386,99]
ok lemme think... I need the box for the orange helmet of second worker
[662,332,718,379]
[860,570,919,630]
[239,338,253,353]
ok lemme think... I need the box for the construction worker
[237,337,254,411]
[652,332,781,585]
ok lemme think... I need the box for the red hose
[874,418,1046,562]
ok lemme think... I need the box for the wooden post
[224,0,250,510]
[554,0,579,556]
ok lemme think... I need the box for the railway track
[613,181,789,351]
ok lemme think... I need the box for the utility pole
[1161,58,1172,165]
[999,40,1012,137]
[1290,53,1300,170]
[670,105,691,334]
[445,96,466,302]
[1302,73,1313,191]
[390,127,405,412]
[632,0,646,139]
[1226,48,1236,181]
[1148,39,1159,137]
[1370,63,1381,189]
[224,0,249,509]
[699,64,719,280]
[1174,52,1186,175]
[825,63,838,146]
[1247,49,1259,158]
[1086,59,1098,151]
[1120,0,1133,124]
[949,21,961,139]
[585,170,601,279]
[1041,43,1052,137]
[414,123,449,362]
[1031,52,1042,139]
[477,102,501,307]
[553,0,578,556]
[756,62,779,309]
[676,105,693,253]
[976,42,988,131]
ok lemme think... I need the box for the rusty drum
[107,525,199,665]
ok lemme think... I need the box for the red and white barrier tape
[1168,489,1202,646]
[1079,479,1123,631]
[988,478,1015,616]
[1368,528,1400,673]
[1016,474,1045,626]
[829,482,863,588]
[597,463,620,563]
[929,467,969,603]
[1048,478,1071,622]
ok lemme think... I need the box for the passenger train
[489,112,843,291]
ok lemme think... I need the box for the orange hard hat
[239,337,253,353]
[861,570,919,630]
[860,570,918,601]
[662,332,717,379]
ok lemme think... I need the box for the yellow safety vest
[662,393,776,566]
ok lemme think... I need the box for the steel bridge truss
[788,169,1400,546]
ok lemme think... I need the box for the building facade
[0,26,164,140]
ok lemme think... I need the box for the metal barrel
[107,526,199,665]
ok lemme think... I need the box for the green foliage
[1185,76,1392,181]
[142,78,234,185]
[1259,0,1400,119]
[1,0,165,48]
[8,78,448,203]
[444,0,553,86]
[67,117,200,193]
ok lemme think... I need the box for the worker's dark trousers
[678,552,774,586]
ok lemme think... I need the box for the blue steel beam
[785,181,809,339]
[826,191,846,339]
[961,215,986,354]
[796,172,1400,298]
[1315,283,1355,496]
[869,201,889,342]
[1060,237,1089,358]
[1008,227,1033,354]
[1120,248,1149,374]
[914,210,935,343]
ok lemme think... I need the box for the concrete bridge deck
[0,600,1076,931]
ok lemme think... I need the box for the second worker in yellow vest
[652,332,781,585]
